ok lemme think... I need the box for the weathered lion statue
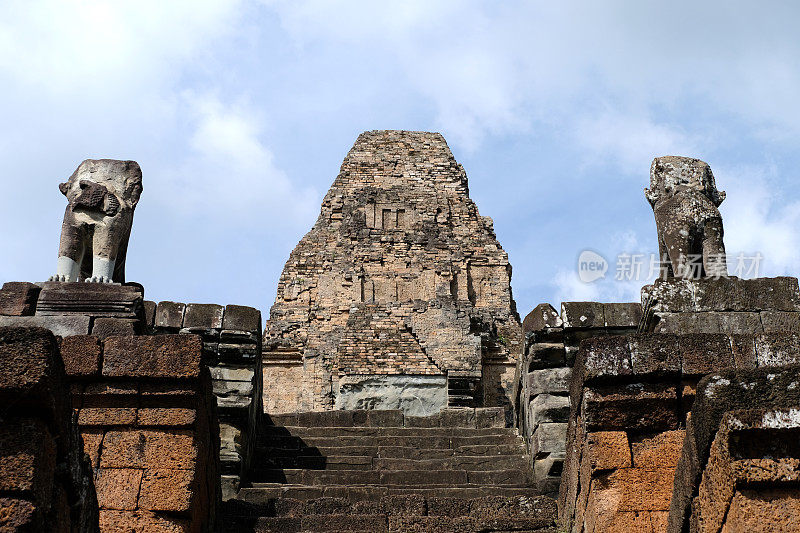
[645,155,728,279]
[49,159,143,283]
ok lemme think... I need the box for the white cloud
[153,92,319,224]
[573,112,704,176]
[718,164,800,276]
[261,0,800,166]
[0,0,243,94]
[552,269,644,306]
[551,231,655,305]
[0,2,319,226]
[553,269,600,302]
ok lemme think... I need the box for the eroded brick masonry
[264,130,523,416]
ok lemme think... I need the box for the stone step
[372,444,527,458]
[222,495,558,532]
[239,485,548,503]
[258,434,523,449]
[255,455,374,471]
[454,443,527,456]
[372,455,529,471]
[263,408,507,430]
[250,469,531,488]
[388,515,556,532]
[227,494,557,518]
[230,514,555,533]
[262,426,517,438]
[253,453,529,473]
[244,514,389,533]
[254,443,527,459]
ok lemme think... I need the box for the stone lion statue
[645,156,727,280]
[49,159,142,283]
[644,156,728,279]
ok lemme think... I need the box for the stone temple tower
[263,130,522,416]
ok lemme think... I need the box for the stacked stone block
[0,281,40,315]
[145,300,263,500]
[558,329,800,532]
[516,301,640,495]
[668,368,800,532]
[0,282,264,503]
[61,333,220,531]
[0,327,97,532]
[0,281,145,337]
[640,276,800,334]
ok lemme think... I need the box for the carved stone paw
[48,274,70,282]
[86,276,113,283]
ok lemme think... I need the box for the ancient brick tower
[264,130,522,415]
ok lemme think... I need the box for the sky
[2,1,800,320]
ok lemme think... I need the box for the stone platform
[0,281,145,336]
[640,276,800,334]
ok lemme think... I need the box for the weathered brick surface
[5,324,219,532]
[102,335,203,378]
[91,317,137,338]
[582,382,678,432]
[60,335,102,377]
[586,431,631,472]
[559,323,800,533]
[99,510,191,532]
[183,303,224,329]
[78,407,138,426]
[523,303,561,333]
[0,281,40,316]
[668,369,800,532]
[138,469,197,512]
[100,431,147,469]
[222,304,261,332]
[154,301,185,330]
[94,468,143,511]
[0,420,56,503]
[45,331,221,531]
[143,300,157,330]
[264,130,523,413]
[724,488,800,532]
[0,313,92,337]
[562,302,605,329]
[0,327,64,418]
[0,327,97,532]
[81,429,104,469]
[678,333,734,376]
[149,301,262,499]
[136,408,197,427]
[0,498,37,531]
[631,430,685,469]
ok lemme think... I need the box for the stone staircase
[223,408,557,532]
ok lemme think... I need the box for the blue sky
[2,1,800,319]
